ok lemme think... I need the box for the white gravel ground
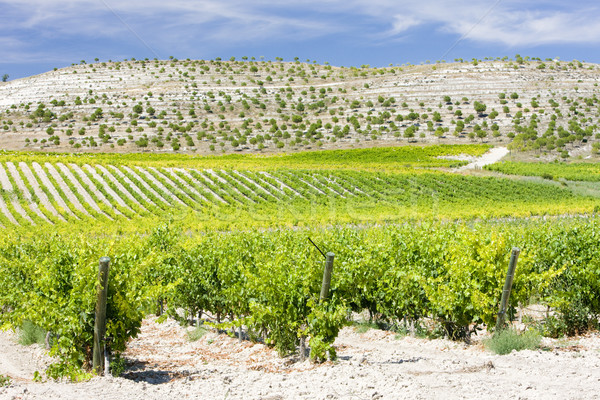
[1,316,599,400]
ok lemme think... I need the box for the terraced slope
[0,58,599,159]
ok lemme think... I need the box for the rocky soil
[0,59,598,158]
[1,315,600,400]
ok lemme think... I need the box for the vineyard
[486,160,600,182]
[0,143,598,381]
[1,57,600,389]
[0,146,596,230]
[1,218,600,379]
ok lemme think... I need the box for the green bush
[0,374,11,387]
[187,326,208,342]
[18,321,46,346]
[485,328,541,355]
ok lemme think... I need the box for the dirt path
[458,146,509,171]
[0,331,50,383]
[2,316,599,399]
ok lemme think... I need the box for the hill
[0,58,599,159]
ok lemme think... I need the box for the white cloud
[1,0,600,63]
[389,15,422,35]
[359,0,600,46]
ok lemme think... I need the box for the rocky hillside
[0,58,599,158]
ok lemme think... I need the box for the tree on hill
[1,74,8,82]
[474,101,487,116]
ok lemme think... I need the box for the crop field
[486,160,600,181]
[2,59,600,388]
[0,145,596,231]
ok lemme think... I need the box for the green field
[0,144,597,235]
[1,144,600,377]
[486,160,600,181]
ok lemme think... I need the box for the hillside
[1,58,599,158]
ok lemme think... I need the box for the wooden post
[299,336,307,361]
[320,252,335,302]
[93,256,110,375]
[495,248,520,332]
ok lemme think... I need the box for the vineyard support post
[495,248,520,332]
[320,252,335,302]
[93,257,111,375]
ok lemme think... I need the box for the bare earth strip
[57,163,112,219]
[326,176,356,197]
[231,171,280,200]
[2,316,600,399]
[146,167,196,206]
[333,175,366,195]
[106,166,157,207]
[163,168,211,204]
[0,330,50,383]
[82,165,134,212]
[182,169,228,204]
[0,193,18,225]
[196,170,245,205]
[307,174,346,198]
[259,171,303,197]
[134,167,186,207]
[244,171,291,198]
[205,169,255,203]
[0,164,13,191]
[296,175,327,195]
[20,163,68,221]
[67,163,123,217]
[0,163,35,225]
[7,193,34,224]
[220,170,262,201]
[121,166,171,206]
[44,163,90,217]
[1,164,51,224]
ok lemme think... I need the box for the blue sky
[2,0,600,80]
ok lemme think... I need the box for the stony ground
[1,315,600,400]
[0,59,598,158]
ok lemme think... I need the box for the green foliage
[485,328,541,355]
[0,374,11,387]
[486,161,600,182]
[18,321,46,346]
[0,144,490,171]
[307,299,348,361]
[0,235,158,378]
[109,354,127,377]
[2,199,600,373]
[187,326,208,341]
